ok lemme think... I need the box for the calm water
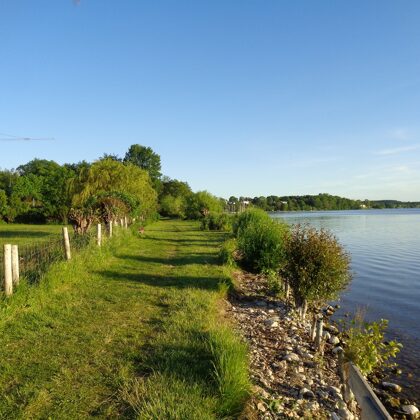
[271,209,420,403]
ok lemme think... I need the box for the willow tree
[68,158,157,232]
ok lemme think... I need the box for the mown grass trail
[0,220,249,419]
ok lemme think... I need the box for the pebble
[332,346,343,355]
[323,331,331,340]
[257,402,266,412]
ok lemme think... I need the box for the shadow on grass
[133,330,215,386]
[141,237,225,245]
[96,270,231,291]
[116,253,220,266]
[0,230,53,239]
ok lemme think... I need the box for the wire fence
[0,229,95,285]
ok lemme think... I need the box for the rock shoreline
[227,270,361,419]
[227,270,420,419]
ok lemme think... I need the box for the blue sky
[1,1,420,200]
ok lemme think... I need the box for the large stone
[283,353,300,362]
[264,318,279,328]
[299,387,315,399]
[401,405,419,418]
[382,382,402,393]
[329,336,340,345]
[338,405,355,420]
[327,385,343,399]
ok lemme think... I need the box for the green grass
[0,220,250,419]
[0,223,63,246]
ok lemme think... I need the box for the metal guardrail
[344,362,392,420]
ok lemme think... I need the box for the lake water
[270,209,420,403]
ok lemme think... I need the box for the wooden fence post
[311,315,317,341]
[62,227,71,260]
[124,216,128,228]
[3,244,13,296]
[97,223,102,246]
[11,245,19,286]
[315,316,324,351]
[109,220,113,238]
[120,218,124,228]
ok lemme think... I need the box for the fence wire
[1,229,95,285]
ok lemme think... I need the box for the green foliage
[344,315,402,375]
[186,191,224,220]
[232,207,270,237]
[200,213,233,231]
[70,158,157,220]
[264,269,283,296]
[283,224,351,306]
[160,194,188,219]
[236,209,289,273]
[0,189,7,217]
[123,144,162,183]
[219,238,237,266]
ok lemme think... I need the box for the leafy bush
[219,239,237,266]
[264,269,283,296]
[236,213,289,273]
[343,314,402,375]
[283,224,351,308]
[232,208,270,237]
[201,213,233,231]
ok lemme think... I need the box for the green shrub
[232,208,270,237]
[283,224,351,309]
[201,213,233,232]
[343,314,402,375]
[236,215,289,273]
[219,238,237,266]
[264,269,283,296]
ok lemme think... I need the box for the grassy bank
[0,220,249,419]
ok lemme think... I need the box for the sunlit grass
[0,220,250,418]
[0,223,63,246]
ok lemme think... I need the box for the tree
[69,158,157,232]
[16,159,75,222]
[159,178,192,218]
[283,224,351,318]
[123,144,162,183]
[185,191,224,219]
[0,189,7,219]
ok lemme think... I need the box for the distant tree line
[0,144,223,229]
[227,193,420,212]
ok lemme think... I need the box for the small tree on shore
[283,224,351,318]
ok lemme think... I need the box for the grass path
[0,220,249,419]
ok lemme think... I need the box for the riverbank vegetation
[220,208,401,379]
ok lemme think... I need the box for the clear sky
[1,1,420,201]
